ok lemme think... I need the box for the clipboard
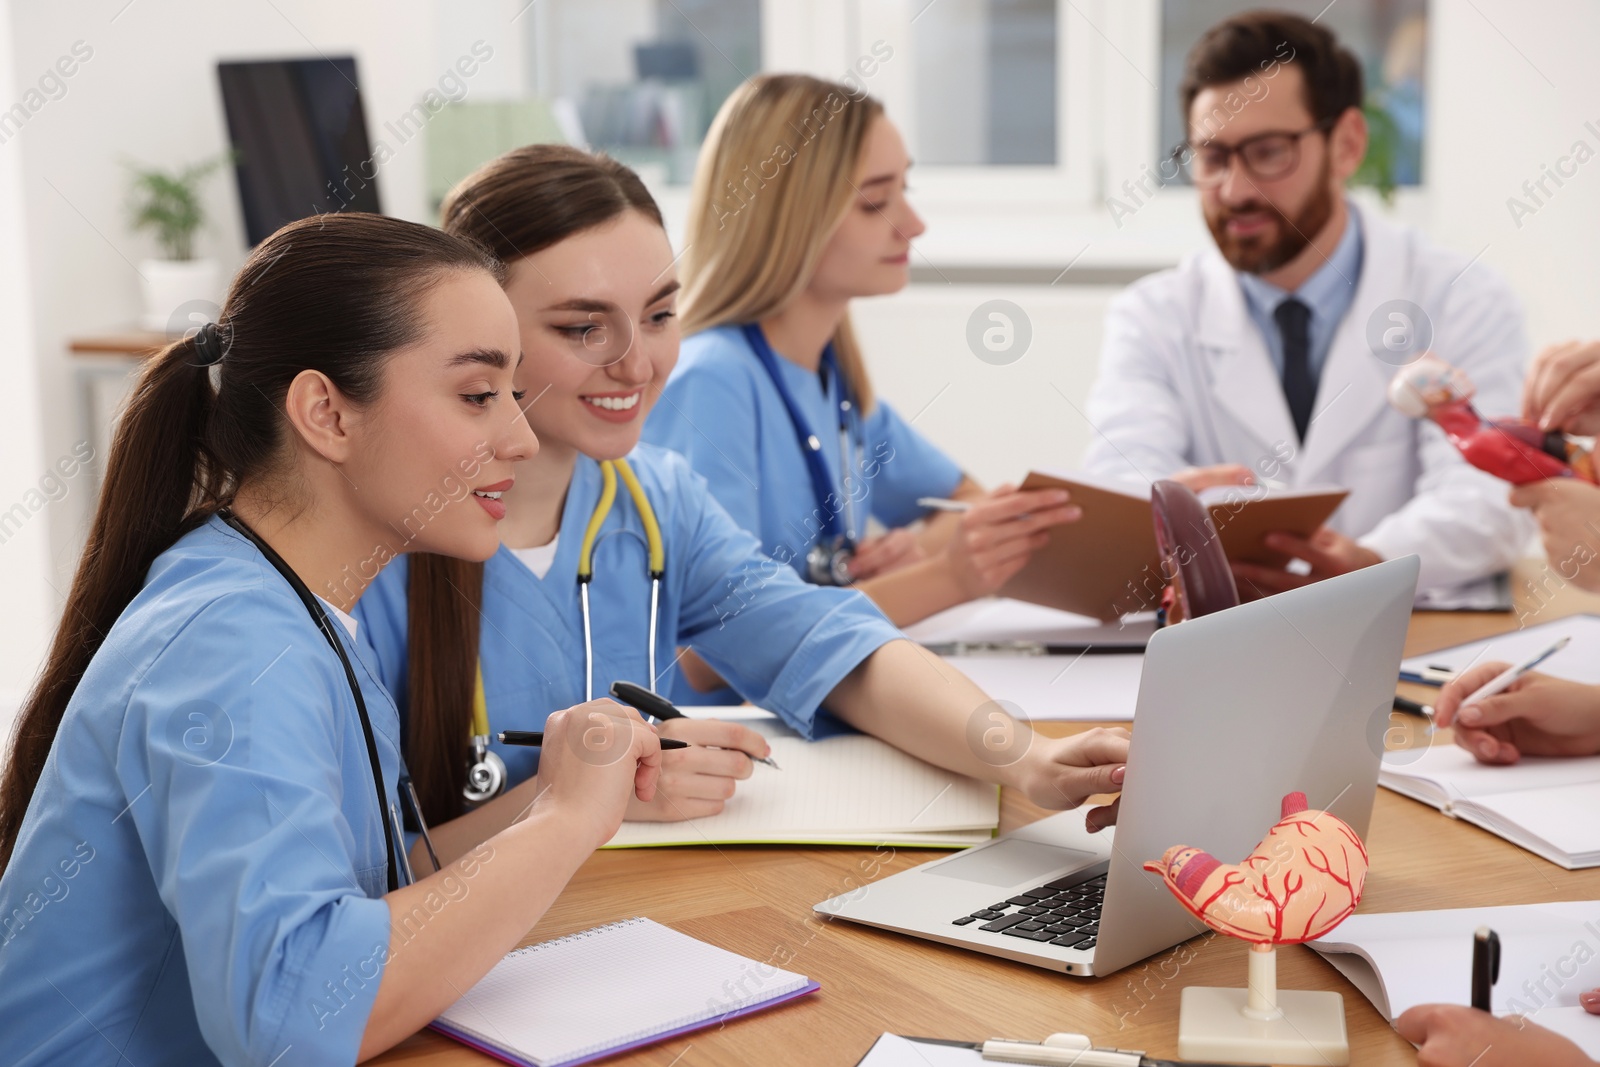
[997,470,1349,621]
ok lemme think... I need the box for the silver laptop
[815,555,1420,976]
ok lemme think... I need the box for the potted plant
[126,154,229,331]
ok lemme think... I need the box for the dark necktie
[1275,297,1316,443]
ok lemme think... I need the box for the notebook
[1399,614,1600,685]
[998,469,1347,620]
[1307,903,1600,1056]
[1380,745,1600,868]
[432,917,819,1067]
[603,716,999,848]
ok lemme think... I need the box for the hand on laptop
[1523,338,1600,434]
[1433,661,1600,763]
[1508,478,1600,595]
[1007,726,1129,833]
[1229,527,1383,599]
[1396,1003,1595,1067]
[1168,463,1255,493]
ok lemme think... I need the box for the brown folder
[997,471,1349,621]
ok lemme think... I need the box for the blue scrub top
[0,516,400,1066]
[642,323,964,576]
[355,444,903,786]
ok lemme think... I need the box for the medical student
[0,213,668,1066]
[1080,11,1533,600]
[353,144,1129,855]
[640,73,1080,632]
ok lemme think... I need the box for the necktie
[1275,297,1315,443]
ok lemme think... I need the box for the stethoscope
[463,457,666,804]
[219,508,440,891]
[740,323,862,587]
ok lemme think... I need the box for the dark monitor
[217,56,380,246]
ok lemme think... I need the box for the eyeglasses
[1171,118,1336,187]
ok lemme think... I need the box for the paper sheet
[855,1033,983,1066]
[1400,614,1600,684]
[940,652,1142,722]
[1310,902,1600,1056]
[904,597,1155,648]
[604,718,999,847]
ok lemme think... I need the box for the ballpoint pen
[1460,635,1572,708]
[498,730,691,750]
[609,680,781,769]
[900,1032,1247,1066]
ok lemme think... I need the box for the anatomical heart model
[1388,355,1597,485]
[1142,791,1367,1066]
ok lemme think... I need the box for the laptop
[814,555,1420,976]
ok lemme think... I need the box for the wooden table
[373,562,1600,1066]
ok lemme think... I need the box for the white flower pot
[139,258,220,332]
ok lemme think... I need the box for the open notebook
[1380,746,1600,868]
[433,917,818,1067]
[1308,903,1600,1056]
[1399,614,1600,685]
[603,715,1000,848]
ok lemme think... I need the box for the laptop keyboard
[949,873,1104,951]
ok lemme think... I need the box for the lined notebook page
[604,720,998,847]
[434,917,813,1067]
[1399,615,1600,684]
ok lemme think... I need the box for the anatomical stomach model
[1143,791,1369,1065]
[1142,790,1367,945]
[1388,355,1597,485]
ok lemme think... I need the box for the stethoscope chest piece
[806,537,855,587]
[464,737,507,804]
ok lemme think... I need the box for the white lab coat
[1082,201,1535,593]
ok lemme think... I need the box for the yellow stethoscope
[463,457,666,804]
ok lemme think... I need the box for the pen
[498,730,692,750]
[1459,635,1571,708]
[899,1032,1244,1066]
[1472,926,1500,1012]
[917,496,971,513]
[1392,695,1435,722]
[609,681,780,769]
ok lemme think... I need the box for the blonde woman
[643,74,1080,630]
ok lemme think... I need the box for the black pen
[498,730,691,750]
[609,681,781,769]
[1472,926,1500,1012]
[1393,695,1435,722]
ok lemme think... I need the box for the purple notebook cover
[428,979,820,1067]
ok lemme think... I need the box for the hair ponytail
[0,212,505,873]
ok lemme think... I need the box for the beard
[1205,158,1336,275]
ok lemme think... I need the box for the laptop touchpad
[923,839,1098,888]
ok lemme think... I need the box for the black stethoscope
[740,323,863,586]
[220,508,440,891]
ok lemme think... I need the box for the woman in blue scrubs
[354,145,1129,858]
[642,73,1082,631]
[0,213,667,1065]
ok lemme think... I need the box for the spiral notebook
[432,917,819,1067]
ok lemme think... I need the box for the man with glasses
[1082,10,1531,600]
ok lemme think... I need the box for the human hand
[1433,660,1600,763]
[1509,478,1600,594]
[624,718,771,821]
[1396,1003,1595,1067]
[1005,725,1129,832]
[1168,464,1256,493]
[1523,339,1600,435]
[941,485,1081,599]
[532,700,662,849]
[847,527,928,582]
[1230,528,1383,600]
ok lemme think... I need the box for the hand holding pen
[1431,639,1600,764]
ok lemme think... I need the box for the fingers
[658,718,770,771]
[1580,988,1600,1015]
[1452,725,1522,765]
[1172,464,1255,492]
[1433,661,1514,728]
[968,487,1073,525]
[1453,674,1543,729]
[1042,728,1130,806]
[1526,339,1600,431]
[1229,561,1312,598]
[1085,796,1120,834]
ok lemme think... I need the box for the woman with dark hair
[355,144,1130,865]
[0,213,665,1065]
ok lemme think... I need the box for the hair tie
[193,320,230,366]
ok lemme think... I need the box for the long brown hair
[0,212,505,873]
[679,73,884,412]
[404,144,665,825]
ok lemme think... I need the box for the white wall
[0,1,55,744]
